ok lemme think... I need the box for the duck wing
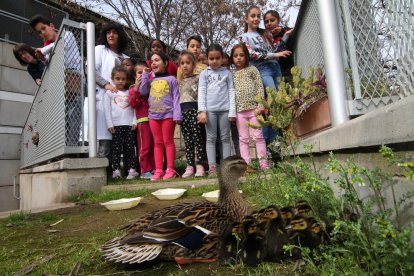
[120,216,211,250]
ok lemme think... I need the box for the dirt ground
[0,195,293,275]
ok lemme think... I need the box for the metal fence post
[316,0,349,126]
[86,22,97,157]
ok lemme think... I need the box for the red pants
[137,121,155,173]
[149,118,176,171]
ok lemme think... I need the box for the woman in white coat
[95,23,129,158]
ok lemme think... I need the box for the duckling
[219,221,243,264]
[260,205,289,263]
[289,215,321,261]
[240,216,266,266]
[280,206,294,226]
[294,200,313,217]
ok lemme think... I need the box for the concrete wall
[0,41,37,212]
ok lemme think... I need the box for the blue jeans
[255,62,282,145]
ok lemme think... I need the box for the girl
[140,52,182,181]
[129,62,155,179]
[264,10,294,77]
[13,43,45,85]
[178,51,206,178]
[240,6,291,145]
[230,43,269,170]
[198,44,236,177]
[122,58,136,87]
[146,39,178,77]
[104,66,138,179]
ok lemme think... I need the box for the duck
[240,215,266,266]
[280,206,294,226]
[101,156,248,265]
[294,200,313,217]
[288,214,321,262]
[218,221,243,264]
[259,205,289,263]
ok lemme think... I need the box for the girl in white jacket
[104,66,138,179]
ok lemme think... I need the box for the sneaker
[163,169,178,180]
[259,160,270,170]
[151,170,164,181]
[182,166,195,178]
[126,169,139,179]
[208,165,217,178]
[195,164,205,177]
[112,169,121,179]
[140,171,153,180]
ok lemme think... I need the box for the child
[140,52,182,181]
[198,44,236,177]
[221,52,231,69]
[240,6,291,146]
[122,58,136,87]
[264,10,294,77]
[178,51,206,178]
[230,43,269,170]
[129,62,155,179]
[176,35,207,81]
[13,43,45,85]
[198,52,208,66]
[104,66,139,179]
[146,39,178,77]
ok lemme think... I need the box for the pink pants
[236,109,267,164]
[149,118,176,171]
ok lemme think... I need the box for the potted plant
[253,65,330,138]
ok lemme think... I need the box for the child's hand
[275,51,292,58]
[271,26,282,36]
[104,83,117,93]
[174,120,182,125]
[134,75,142,89]
[131,125,137,130]
[285,28,294,36]
[255,107,265,114]
[34,48,45,60]
[197,112,208,124]
[108,127,115,134]
[35,79,42,86]
[228,117,236,124]
[143,68,151,73]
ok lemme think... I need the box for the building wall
[0,41,37,211]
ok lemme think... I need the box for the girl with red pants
[129,62,155,179]
[140,52,182,181]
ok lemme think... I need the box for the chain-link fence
[293,0,413,116]
[21,19,88,169]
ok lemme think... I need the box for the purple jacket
[140,72,182,121]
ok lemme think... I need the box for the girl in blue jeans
[240,5,291,145]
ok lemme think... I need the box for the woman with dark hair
[146,38,177,77]
[13,43,45,85]
[94,22,129,159]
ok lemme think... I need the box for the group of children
[103,5,293,181]
[16,8,292,181]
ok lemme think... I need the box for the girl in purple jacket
[140,52,182,181]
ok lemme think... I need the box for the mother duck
[102,156,248,264]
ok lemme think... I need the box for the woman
[94,22,129,158]
[13,43,45,85]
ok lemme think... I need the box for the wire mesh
[21,20,87,168]
[341,0,414,111]
[293,0,325,76]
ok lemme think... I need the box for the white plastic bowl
[100,197,142,211]
[202,190,243,202]
[151,188,187,200]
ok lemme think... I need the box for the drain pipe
[316,0,349,126]
[13,175,20,200]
